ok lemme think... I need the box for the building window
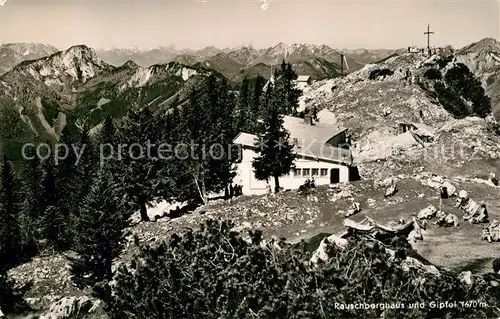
[302,169,310,177]
[293,169,301,177]
[312,169,319,177]
[320,169,328,177]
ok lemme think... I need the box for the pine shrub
[369,69,394,80]
[99,219,498,319]
[423,68,442,80]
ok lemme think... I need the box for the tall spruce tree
[178,76,237,204]
[75,125,97,201]
[207,78,237,197]
[273,60,302,116]
[115,108,173,222]
[97,115,118,173]
[70,168,130,288]
[180,86,211,204]
[236,77,251,132]
[248,76,266,133]
[161,106,196,204]
[39,156,65,251]
[53,126,80,248]
[19,150,44,253]
[252,84,296,193]
[98,116,117,146]
[0,155,22,266]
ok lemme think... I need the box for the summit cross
[424,24,434,56]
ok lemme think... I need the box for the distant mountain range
[1,38,498,160]
[0,43,59,75]
[95,43,372,82]
[1,42,406,82]
[0,45,221,157]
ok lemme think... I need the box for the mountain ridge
[0,45,221,158]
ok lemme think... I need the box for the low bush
[433,82,470,118]
[431,63,492,118]
[96,219,499,319]
[0,269,30,315]
[437,55,454,69]
[444,63,491,118]
[493,258,500,273]
[423,68,442,80]
[369,69,394,80]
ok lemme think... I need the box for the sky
[0,0,498,50]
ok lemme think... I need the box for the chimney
[303,114,313,125]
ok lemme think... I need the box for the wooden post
[424,24,434,57]
[439,187,443,212]
[340,54,344,77]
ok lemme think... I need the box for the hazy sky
[0,0,498,50]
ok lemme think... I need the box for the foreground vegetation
[93,219,499,318]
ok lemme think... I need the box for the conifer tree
[98,115,117,146]
[252,84,296,193]
[115,108,173,221]
[180,87,211,204]
[0,268,28,315]
[19,149,44,253]
[248,75,266,133]
[39,156,65,251]
[179,77,237,204]
[207,78,237,196]
[0,155,22,266]
[97,115,118,175]
[273,60,302,116]
[161,106,196,203]
[53,126,80,248]
[75,125,97,201]
[236,77,251,131]
[70,168,130,288]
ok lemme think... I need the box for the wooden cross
[424,24,434,56]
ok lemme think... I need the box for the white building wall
[234,147,349,196]
[297,82,308,91]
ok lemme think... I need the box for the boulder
[375,177,395,188]
[418,205,437,220]
[384,183,397,197]
[345,202,361,218]
[434,212,459,227]
[458,189,469,200]
[490,172,499,186]
[39,296,101,319]
[383,107,392,116]
[441,181,457,197]
[459,271,473,285]
[481,220,500,242]
[310,235,348,265]
[463,200,488,224]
